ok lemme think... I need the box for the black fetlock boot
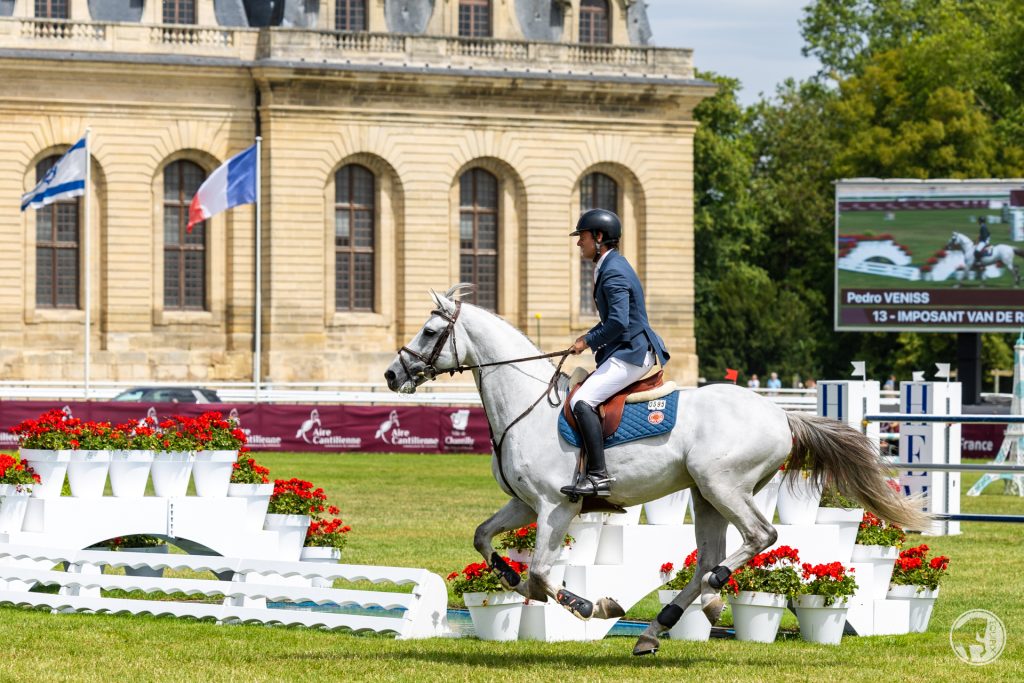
[560,402,614,498]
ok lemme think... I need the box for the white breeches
[570,350,655,410]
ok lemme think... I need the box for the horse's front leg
[472,498,536,594]
[530,503,626,621]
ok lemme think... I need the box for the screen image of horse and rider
[833,179,1024,332]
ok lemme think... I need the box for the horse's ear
[429,288,455,314]
[445,282,475,302]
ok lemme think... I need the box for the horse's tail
[786,412,931,530]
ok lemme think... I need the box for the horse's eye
[422,328,436,337]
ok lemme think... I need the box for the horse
[945,231,1024,286]
[384,285,930,655]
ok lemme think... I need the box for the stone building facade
[0,0,712,387]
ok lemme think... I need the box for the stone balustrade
[0,17,693,79]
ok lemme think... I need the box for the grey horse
[385,286,929,655]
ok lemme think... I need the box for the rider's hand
[570,337,588,355]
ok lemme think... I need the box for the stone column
[197,0,217,25]
[70,0,90,21]
[370,0,387,32]
[563,0,576,44]
[320,0,334,29]
[143,0,163,24]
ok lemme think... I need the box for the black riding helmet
[570,208,622,242]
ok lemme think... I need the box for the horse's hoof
[594,597,625,620]
[701,595,725,625]
[633,634,660,656]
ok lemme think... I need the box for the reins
[482,350,571,497]
[395,302,573,500]
[450,349,572,374]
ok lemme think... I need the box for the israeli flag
[20,136,87,211]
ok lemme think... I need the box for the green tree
[690,3,1024,386]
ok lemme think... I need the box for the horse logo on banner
[375,410,401,443]
[295,408,321,442]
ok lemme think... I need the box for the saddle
[562,367,676,437]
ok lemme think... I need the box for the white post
[817,380,881,443]
[84,128,91,400]
[899,381,961,535]
[254,136,262,402]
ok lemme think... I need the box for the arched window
[163,0,196,24]
[458,0,491,38]
[579,172,618,316]
[459,168,498,311]
[164,160,206,310]
[335,164,376,311]
[35,155,79,309]
[35,0,68,18]
[336,0,367,31]
[579,0,610,44]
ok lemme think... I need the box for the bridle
[395,300,572,499]
[396,301,464,383]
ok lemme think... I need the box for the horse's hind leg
[473,498,536,593]
[695,478,778,617]
[633,489,729,656]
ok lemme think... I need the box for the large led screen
[835,179,1024,332]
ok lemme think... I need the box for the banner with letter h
[899,381,961,535]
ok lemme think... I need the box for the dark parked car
[111,387,221,404]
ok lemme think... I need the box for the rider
[562,209,670,498]
[976,216,991,259]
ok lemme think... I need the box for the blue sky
[644,1,822,105]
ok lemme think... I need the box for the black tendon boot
[560,402,614,498]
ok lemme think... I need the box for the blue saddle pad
[558,391,679,448]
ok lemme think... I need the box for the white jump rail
[0,544,450,639]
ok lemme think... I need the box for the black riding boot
[560,402,613,498]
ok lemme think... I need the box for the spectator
[883,374,896,391]
[747,374,760,389]
[804,377,817,390]
[766,372,782,390]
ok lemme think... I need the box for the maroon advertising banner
[0,400,1005,459]
[0,402,491,454]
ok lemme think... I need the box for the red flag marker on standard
[187,144,257,232]
[724,368,738,383]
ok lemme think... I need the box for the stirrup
[560,474,614,498]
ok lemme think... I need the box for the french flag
[187,144,257,232]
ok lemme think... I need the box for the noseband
[397,301,463,382]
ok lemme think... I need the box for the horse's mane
[431,283,571,391]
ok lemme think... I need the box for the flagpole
[84,128,91,400]
[254,136,262,402]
